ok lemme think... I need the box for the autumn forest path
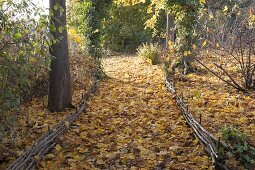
[40,55,212,169]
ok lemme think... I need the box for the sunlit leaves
[177,62,255,168]
[223,5,228,14]
[37,56,212,169]
[114,0,146,6]
[192,44,197,49]
[68,28,83,47]
[184,50,191,57]
[248,7,255,28]
[202,40,207,47]
[0,50,95,169]
[13,32,22,39]
[0,1,53,166]
[29,57,36,64]
[199,0,206,4]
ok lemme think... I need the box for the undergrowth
[137,43,161,65]
[221,127,255,169]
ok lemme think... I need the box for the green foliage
[137,43,161,65]
[69,0,111,57]
[101,2,153,52]
[144,0,201,73]
[0,0,52,130]
[67,1,91,54]
[67,0,112,79]
[170,4,197,55]
[221,127,255,169]
[152,9,167,39]
[168,2,200,74]
[166,0,199,6]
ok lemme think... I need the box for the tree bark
[48,0,72,112]
[166,13,175,49]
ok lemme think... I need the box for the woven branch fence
[165,74,232,170]
[7,83,97,170]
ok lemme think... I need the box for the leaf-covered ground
[0,53,95,169]
[175,64,255,169]
[176,69,255,143]
[38,55,212,169]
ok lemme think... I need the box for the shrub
[220,127,255,169]
[0,0,52,112]
[195,1,255,92]
[0,0,52,148]
[137,43,161,65]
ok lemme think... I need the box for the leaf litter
[175,61,255,169]
[39,55,212,169]
[176,67,255,144]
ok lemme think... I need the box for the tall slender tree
[166,13,175,49]
[48,0,72,112]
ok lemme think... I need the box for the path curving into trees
[39,55,212,169]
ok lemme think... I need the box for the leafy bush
[0,0,52,144]
[221,127,255,169]
[137,43,161,65]
[0,0,51,111]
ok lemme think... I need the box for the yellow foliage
[184,50,191,57]
[0,51,96,170]
[202,40,207,47]
[168,40,174,48]
[69,28,76,35]
[68,27,83,44]
[176,55,255,168]
[248,14,255,28]
[223,6,228,13]
[168,40,175,53]
[200,0,206,4]
[192,44,197,50]
[147,6,153,14]
[208,13,214,20]
[29,57,36,64]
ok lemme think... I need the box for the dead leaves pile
[39,55,212,169]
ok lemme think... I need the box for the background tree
[101,1,153,52]
[166,13,175,48]
[135,0,201,74]
[48,0,72,112]
[195,0,255,92]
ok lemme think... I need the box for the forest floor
[36,55,212,169]
[176,68,255,145]
[174,63,255,169]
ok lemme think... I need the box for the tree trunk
[166,13,175,49]
[48,0,72,112]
